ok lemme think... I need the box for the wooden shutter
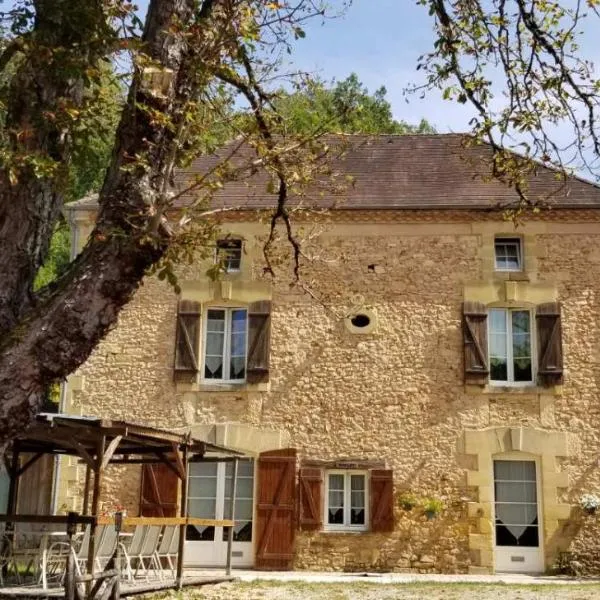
[370,469,394,533]
[139,464,179,517]
[463,301,489,384]
[536,302,564,385]
[174,300,201,379]
[247,300,272,384]
[298,467,323,531]
[255,448,297,570]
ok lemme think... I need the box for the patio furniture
[153,525,178,580]
[119,525,148,582]
[131,525,161,580]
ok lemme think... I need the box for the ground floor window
[324,470,368,531]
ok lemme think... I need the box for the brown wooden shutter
[370,469,394,533]
[463,301,489,384]
[139,464,179,517]
[174,300,201,379]
[536,302,564,386]
[298,467,323,531]
[247,300,272,384]
[255,448,297,570]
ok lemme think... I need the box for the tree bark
[0,0,211,447]
[0,1,110,337]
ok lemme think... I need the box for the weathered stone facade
[59,207,600,575]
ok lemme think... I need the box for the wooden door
[139,463,179,517]
[255,449,297,570]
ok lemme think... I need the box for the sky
[131,0,476,133]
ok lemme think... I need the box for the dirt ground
[154,580,600,600]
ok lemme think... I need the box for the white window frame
[202,307,248,383]
[324,470,368,532]
[215,239,243,273]
[494,237,523,272]
[488,308,536,387]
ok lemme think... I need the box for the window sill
[176,381,270,393]
[465,384,562,396]
[321,528,369,535]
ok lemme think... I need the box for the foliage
[415,0,600,210]
[398,491,420,510]
[276,73,435,135]
[423,497,444,516]
[33,221,71,291]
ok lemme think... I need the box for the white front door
[494,458,544,573]
[185,459,254,568]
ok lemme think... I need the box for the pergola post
[225,457,239,576]
[6,441,20,534]
[86,435,106,581]
[176,444,189,589]
[82,464,92,516]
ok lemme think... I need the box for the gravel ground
[153,580,600,600]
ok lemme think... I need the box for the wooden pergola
[2,413,246,589]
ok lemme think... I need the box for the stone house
[51,134,600,574]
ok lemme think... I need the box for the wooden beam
[82,464,92,516]
[87,435,105,582]
[0,514,95,525]
[6,442,20,520]
[100,435,123,470]
[171,443,186,480]
[96,516,234,527]
[16,452,45,477]
[176,445,189,588]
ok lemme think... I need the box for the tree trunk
[0,0,212,448]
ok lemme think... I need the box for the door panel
[255,449,297,570]
[494,458,544,572]
[140,464,178,517]
[185,459,254,567]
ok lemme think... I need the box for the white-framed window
[494,237,522,271]
[489,308,534,385]
[324,471,368,531]
[215,239,242,272]
[203,308,247,382]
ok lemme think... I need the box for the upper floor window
[216,239,242,273]
[204,308,247,382]
[489,308,533,385]
[325,471,368,532]
[495,237,522,272]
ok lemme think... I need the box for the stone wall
[63,210,600,574]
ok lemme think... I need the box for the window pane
[328,507,343,524]
[207,310,225,331]
[490,333,507,359]
[490,357,508,381]
[329,474,344,491]
[512,311,530,334]
[230,357,245,380]
[231,333,246,357]
[231,310,247,332]
[350,507,365,525]
[204,356,223,379]
[489,309,507,333]
[495,482,537,503]
[328,490,344,509]
[350,475,365,491]
[206,332,224,356]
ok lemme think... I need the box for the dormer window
[495,237,522,272]
[216,239,242,272]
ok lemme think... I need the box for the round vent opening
[350,314,371,328]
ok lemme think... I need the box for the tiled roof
[173,134,600,210]
[67,134,600,212]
